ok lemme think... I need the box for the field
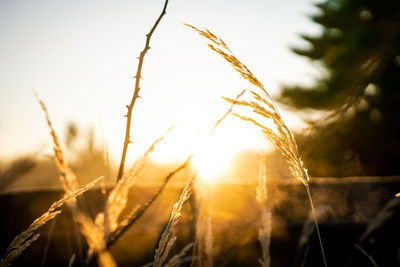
[1,0,400,266]
[2,175,400,266]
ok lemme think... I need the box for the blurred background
[1,0,400,266]
[0,0,320,190]
[1,0,399,190]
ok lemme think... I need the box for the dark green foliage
[281,0,400,176]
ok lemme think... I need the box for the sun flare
[191,134,234,184]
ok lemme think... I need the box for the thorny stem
[117,0,169,181]
[305,184,327,267]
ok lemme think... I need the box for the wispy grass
[190,181,214,267]
[107,154,193,248]
[0,177,102,267]
[35,92,116,267]
[355,244,379,267]
[105,127,174,238]
[150,84,246,267]
[68,254,76,267]
[164,243,194,267]
[257,154,271,267]
[34,91,79,194]
[35,4,177,258]
[204,211,214,267]
[153,174,196,267]
[74,212,116,267]
[186,24,327,267]
[193,209,214,267]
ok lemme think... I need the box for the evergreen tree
[281,0,400,176]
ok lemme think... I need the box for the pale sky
[0,0,321,165]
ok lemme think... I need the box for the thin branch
[117,0,170,181]
[107,155,193,247]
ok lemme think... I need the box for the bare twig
[107,155,193,247]
[117,0,170,181]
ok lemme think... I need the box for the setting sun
[143,102,273,167]
[1,0,397,266]
[191,133,235,184]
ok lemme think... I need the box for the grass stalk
[204,211,214,267]
[189,181,213,267]
[148,86,246,267]
[164,243,194,267]
[186,24,327,267]
[107,155,193,248]
[68,254,76,267]
[35,92,116,267]
[34,91,79,194]
[0,177,102,267]
[105,127,174,239]
[153,174,196,267]
[355,244,379,267]
[257,154,271,267]
[188,89,246,267]
[40,218,56,267]
[305,185,327,267]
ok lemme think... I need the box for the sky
[0,0,321,166]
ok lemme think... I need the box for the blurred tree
[65,123,112,184]
[65,122,78,149]
[280,0,400,176]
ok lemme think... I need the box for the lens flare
[191,131,236,184]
